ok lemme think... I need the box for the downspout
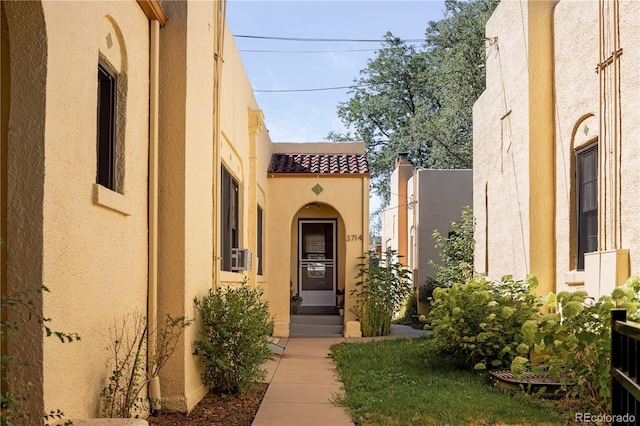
[148,18,161,416]
[213,0,227,290]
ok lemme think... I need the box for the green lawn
[330,337,568,426]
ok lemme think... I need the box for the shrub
[352,250,412,337]
[430,206,475,288]
[512,277,640,414]
[430,269,640,415]
[429,275,542,370]
[420,277,438,302]
[395,291,419,325]
[193,283,273,394]
[100,312,191,418]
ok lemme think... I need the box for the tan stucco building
[382,154,472,307]
[473,0,639,297]
[1,0,369,420]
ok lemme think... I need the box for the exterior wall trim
[137,0,167,25]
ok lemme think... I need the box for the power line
[234,34,424,43]
[254,84,369,93]
[239,48,382,53]
[374,202,413,215]
[239,42,423,54]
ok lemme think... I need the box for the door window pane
[301,264,334,291]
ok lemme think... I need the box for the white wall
[414,169,473,286]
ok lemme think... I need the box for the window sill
[220,270,245,283]
[564,270,585,287]
[93,183,131,216]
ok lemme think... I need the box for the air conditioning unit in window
[231,248,252,271]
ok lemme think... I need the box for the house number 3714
[346,234,363,241]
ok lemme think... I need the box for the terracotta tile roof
[268,153,369,175]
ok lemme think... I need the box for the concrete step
[290,315,344,337]
[290,325,343,337]
[291,314,343,326]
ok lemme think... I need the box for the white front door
[298,220,336,306]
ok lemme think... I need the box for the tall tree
[330,34,435,202]
[330,0,499,204]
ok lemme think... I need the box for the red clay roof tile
[268,153,369,175]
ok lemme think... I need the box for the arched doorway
[290,203,345,310]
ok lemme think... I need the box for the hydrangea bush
[512,276,640,414]
[429,275,542,370]
[430,272,640,414]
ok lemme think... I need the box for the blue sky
[226,0,447,143]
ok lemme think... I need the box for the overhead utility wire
[240,48,384,53]
[234,34,425,43]
[254,84,369,93]
[375,202,412,215]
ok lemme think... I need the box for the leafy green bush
[352,250,412,337]
[430,269,640,415]
[513,276,640,414]
[394,290,419,325]
[430,206,475,288]
[193,283,273,394]
[429,275,542,370]
[420,277,438,302]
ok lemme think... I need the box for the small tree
[430,206,475,288]
[352,250,412,337]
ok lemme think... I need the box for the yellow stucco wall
[383,160,412,263]
[2,0,371,419]
[157,0,215,412]
[218,24,266,288]
[473,0,531,283]
[474,0,640,295]
[526,0,557,297]
[267,171,369,336]
[617,1,640,280]
[6,0,152,417]
[552,1,599,291]
[3,0,48,418]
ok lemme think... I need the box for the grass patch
[330,337,568,425]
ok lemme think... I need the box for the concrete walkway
[252,325,428,426]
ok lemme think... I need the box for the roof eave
[267,173,370,178]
